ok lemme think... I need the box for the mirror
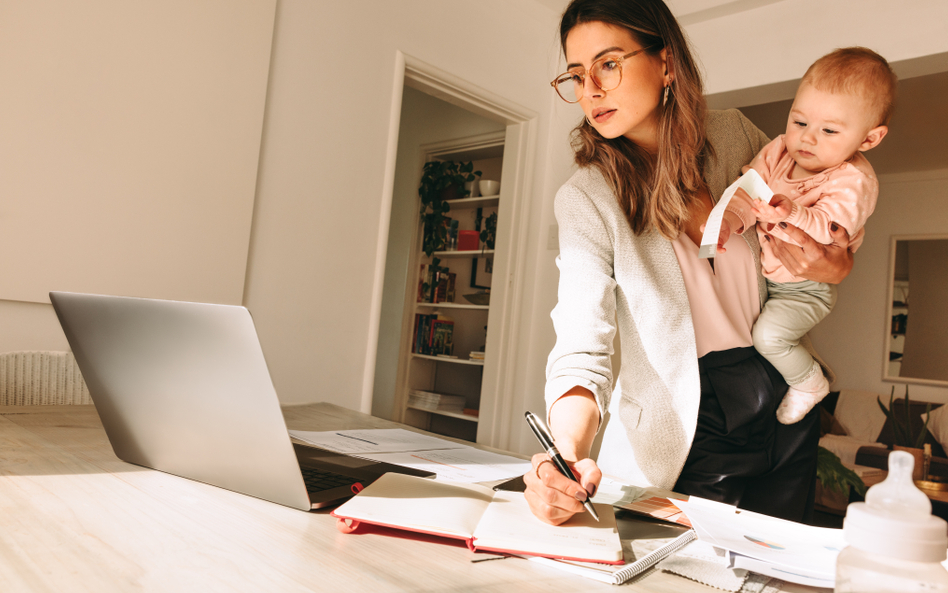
[884,235,948,386]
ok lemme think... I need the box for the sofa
[819,390,948,479]
[817,389,948,516]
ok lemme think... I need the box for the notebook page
[333,473,493,538]
[471,490,623,563]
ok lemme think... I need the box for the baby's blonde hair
[801,47,897,126]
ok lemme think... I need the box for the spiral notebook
[528,516,696,585]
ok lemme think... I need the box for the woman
[524,0,852,526]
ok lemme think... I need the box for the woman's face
[563,21,669,150]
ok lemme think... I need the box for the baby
[716,47,896,424]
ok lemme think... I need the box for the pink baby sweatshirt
[727,135,878,283]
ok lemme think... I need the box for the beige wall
[900,239,948,382]
[0,0,275,306]
[242,0,568,421]
[810,170,948,403]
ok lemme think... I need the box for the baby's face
[784,83,879,177]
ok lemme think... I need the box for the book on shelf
[468,350,485,361]
[417,264,431,303]
[433,271,456,304]
[408,390,466,413]
[417,265,456,304]
[332,473,623,564]
[411,314,454,356]
[430,319,454,356]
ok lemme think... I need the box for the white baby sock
[776,362,829,425]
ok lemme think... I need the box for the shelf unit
[393,138,503,443]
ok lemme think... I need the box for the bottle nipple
[865,450,931,518]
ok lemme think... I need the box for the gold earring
[663,85,670,107]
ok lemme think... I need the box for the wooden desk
[0,404,805,592]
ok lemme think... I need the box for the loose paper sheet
[289,428,466,454]
[671,498,844,587]
[360,448,532,483]
[290,428,531,482]
[699,169,774,259]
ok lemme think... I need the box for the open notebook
[331,473,624,564]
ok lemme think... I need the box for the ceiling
[531,0,948,176]
[530,0,785,24]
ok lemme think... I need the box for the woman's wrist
[548,388,601,461]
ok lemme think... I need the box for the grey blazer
[545,109,772,489]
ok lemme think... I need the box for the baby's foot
[776,372,829,425]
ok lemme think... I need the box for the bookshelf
[393,138,503,443]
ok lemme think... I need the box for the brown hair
[560,0,708,239]
[801,47,898,126]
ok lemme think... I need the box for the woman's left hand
[765,221,853,284]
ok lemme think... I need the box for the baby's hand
[701,211,741,254]
[752,194,792,224]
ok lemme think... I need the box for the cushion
[923,404,948,459]
[820,406,847,437]
[834,390,888,442]
[820,434,884,468]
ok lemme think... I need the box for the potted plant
[817,446,867,498]
[418,160,480,257]
[877,385,932,479]
[474,210,497,251]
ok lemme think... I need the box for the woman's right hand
[523,452,601,525]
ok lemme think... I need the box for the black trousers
[673,346,820,523]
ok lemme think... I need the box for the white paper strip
[698,169,774,259]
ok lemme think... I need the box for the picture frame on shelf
[471,256,492,289]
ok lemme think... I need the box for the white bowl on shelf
[479,180,500,196]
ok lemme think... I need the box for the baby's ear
[859,125,888,152]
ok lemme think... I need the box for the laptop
[49,291,433,511]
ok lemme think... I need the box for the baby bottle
[835,450,948,592]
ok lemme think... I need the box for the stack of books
[468,351,485,362]
[408,390,466,413]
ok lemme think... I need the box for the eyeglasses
[550,47,655,103]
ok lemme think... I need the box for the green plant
[877,384,931,449]
[418,160,480,256]
[817,446,866,497]
[474,210,497,251]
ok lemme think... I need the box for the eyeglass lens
[556,57,623,102]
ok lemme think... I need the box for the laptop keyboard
[300,466,357,493]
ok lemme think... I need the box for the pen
[524,410,599,522]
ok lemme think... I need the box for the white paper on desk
[699,169,774,259]
[728,553,834,589]
[671,498,844,585]
[590,477,647,506]
[289,428,466,454]
[359,448,532,483]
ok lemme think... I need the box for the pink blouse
[671,232,760,358]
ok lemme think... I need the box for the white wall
[810,170,948,404]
